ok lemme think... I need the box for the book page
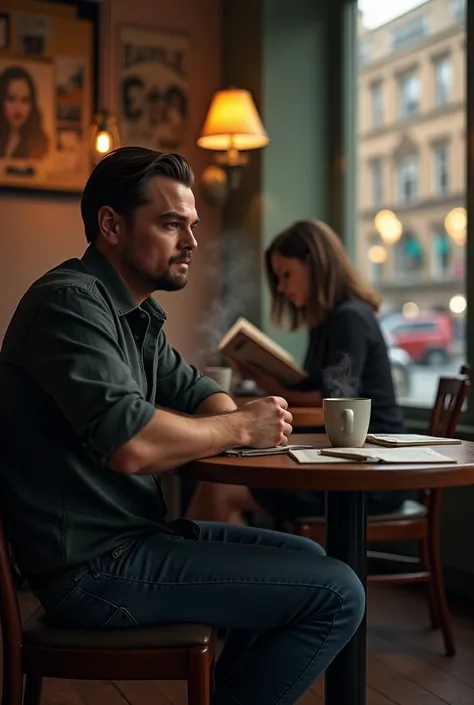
[219,318,308,386]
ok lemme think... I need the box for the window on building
[397,71,420,117]
[433,142,449,195]
[452,0,467,23]
[395,231,424,276]
[391,16,426,52]
[434,55,452,107]
[369,158,383,208]
[431,228,452,278]
[370,82,383,128]
[396,154,419,204]
[359,40,371,66]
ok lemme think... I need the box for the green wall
[222,0,333,364]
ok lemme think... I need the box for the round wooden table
[183,434,474,705]
[234,395,324,428]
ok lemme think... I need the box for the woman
[187,219,408,524]
[0,66,49,160]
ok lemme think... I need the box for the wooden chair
[0,514,216,705]
[289,370,471,657]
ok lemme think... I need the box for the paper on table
[223,444,316,458]
[366,433,462,447]
[290,449,352,464]
[318,447,456,464]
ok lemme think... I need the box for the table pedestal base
[325,491,367,705]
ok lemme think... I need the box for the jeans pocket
[43,585,139,629]
[90,538,138,577]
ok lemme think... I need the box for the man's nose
[179,228,198,251]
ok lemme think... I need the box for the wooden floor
[10,583,474,705]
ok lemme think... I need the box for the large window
[370,82,383,128]
[433,142,449,195]
[369,158,383,207]
[358,0,466,408]
[391,16,426,53]
[397,70,420,118]
[452,0,467,23]
[434,55,452,107]
[396,154,419,204]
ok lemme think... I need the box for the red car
[381,312,454,365]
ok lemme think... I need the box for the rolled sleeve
[154,332,223,414]
[17,285,155,460]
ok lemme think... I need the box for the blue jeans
[36,523,365,705]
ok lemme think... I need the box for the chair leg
[23,677,43,705]
[188,647,212,705]
[427,530,456,656]
[2,653,23,705]
[420,538,440,629]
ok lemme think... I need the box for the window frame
[433,54,452,107]
[397,69,421,118]
[370,81,384,128]
[339,0,472,432]
[432,141,450,196]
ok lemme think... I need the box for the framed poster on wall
[118,24,189,152]
[0,1,93,193]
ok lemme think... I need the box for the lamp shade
[197,88,269,151]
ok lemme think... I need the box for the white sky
[358,0,427,29]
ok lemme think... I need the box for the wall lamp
[197,87,269,205]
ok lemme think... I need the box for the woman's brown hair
[265,219,381,330]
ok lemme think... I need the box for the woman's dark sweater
[301,299,405,433]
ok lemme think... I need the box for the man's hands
[237,396,293,447]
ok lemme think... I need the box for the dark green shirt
[0,246,222,577]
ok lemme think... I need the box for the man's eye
[165,222,179,230]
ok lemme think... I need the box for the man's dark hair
[81,146,194,244]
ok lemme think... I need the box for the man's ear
[98,206,121,244]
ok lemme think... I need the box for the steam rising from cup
[322,353,360,398]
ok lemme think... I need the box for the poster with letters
[119,25,189,152]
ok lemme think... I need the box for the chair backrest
[428,373,470,438]
[0,511,23,657]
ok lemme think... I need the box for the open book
[290,447,456,464]
[366,433,462,447]
[218,317,308,387]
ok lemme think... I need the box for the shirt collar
[81,246,167,320]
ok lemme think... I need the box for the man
[0,147,364,705]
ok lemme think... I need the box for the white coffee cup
[204,366,233,394]
[323,397,371,448]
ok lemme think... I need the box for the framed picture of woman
[0,55,90,192]
[0,61,52,161]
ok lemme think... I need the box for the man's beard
[124,248,192,292]
[153,252,191,291]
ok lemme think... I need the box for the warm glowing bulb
[381,218,402,245]
[445,207,467,244]
[374,209,402,244]
[402,301,419,319]
[368,245,387,263]
[449,295,467,314]
[95,131,111,154]
[374,209,396,232]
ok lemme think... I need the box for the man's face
[118,176,199,294]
